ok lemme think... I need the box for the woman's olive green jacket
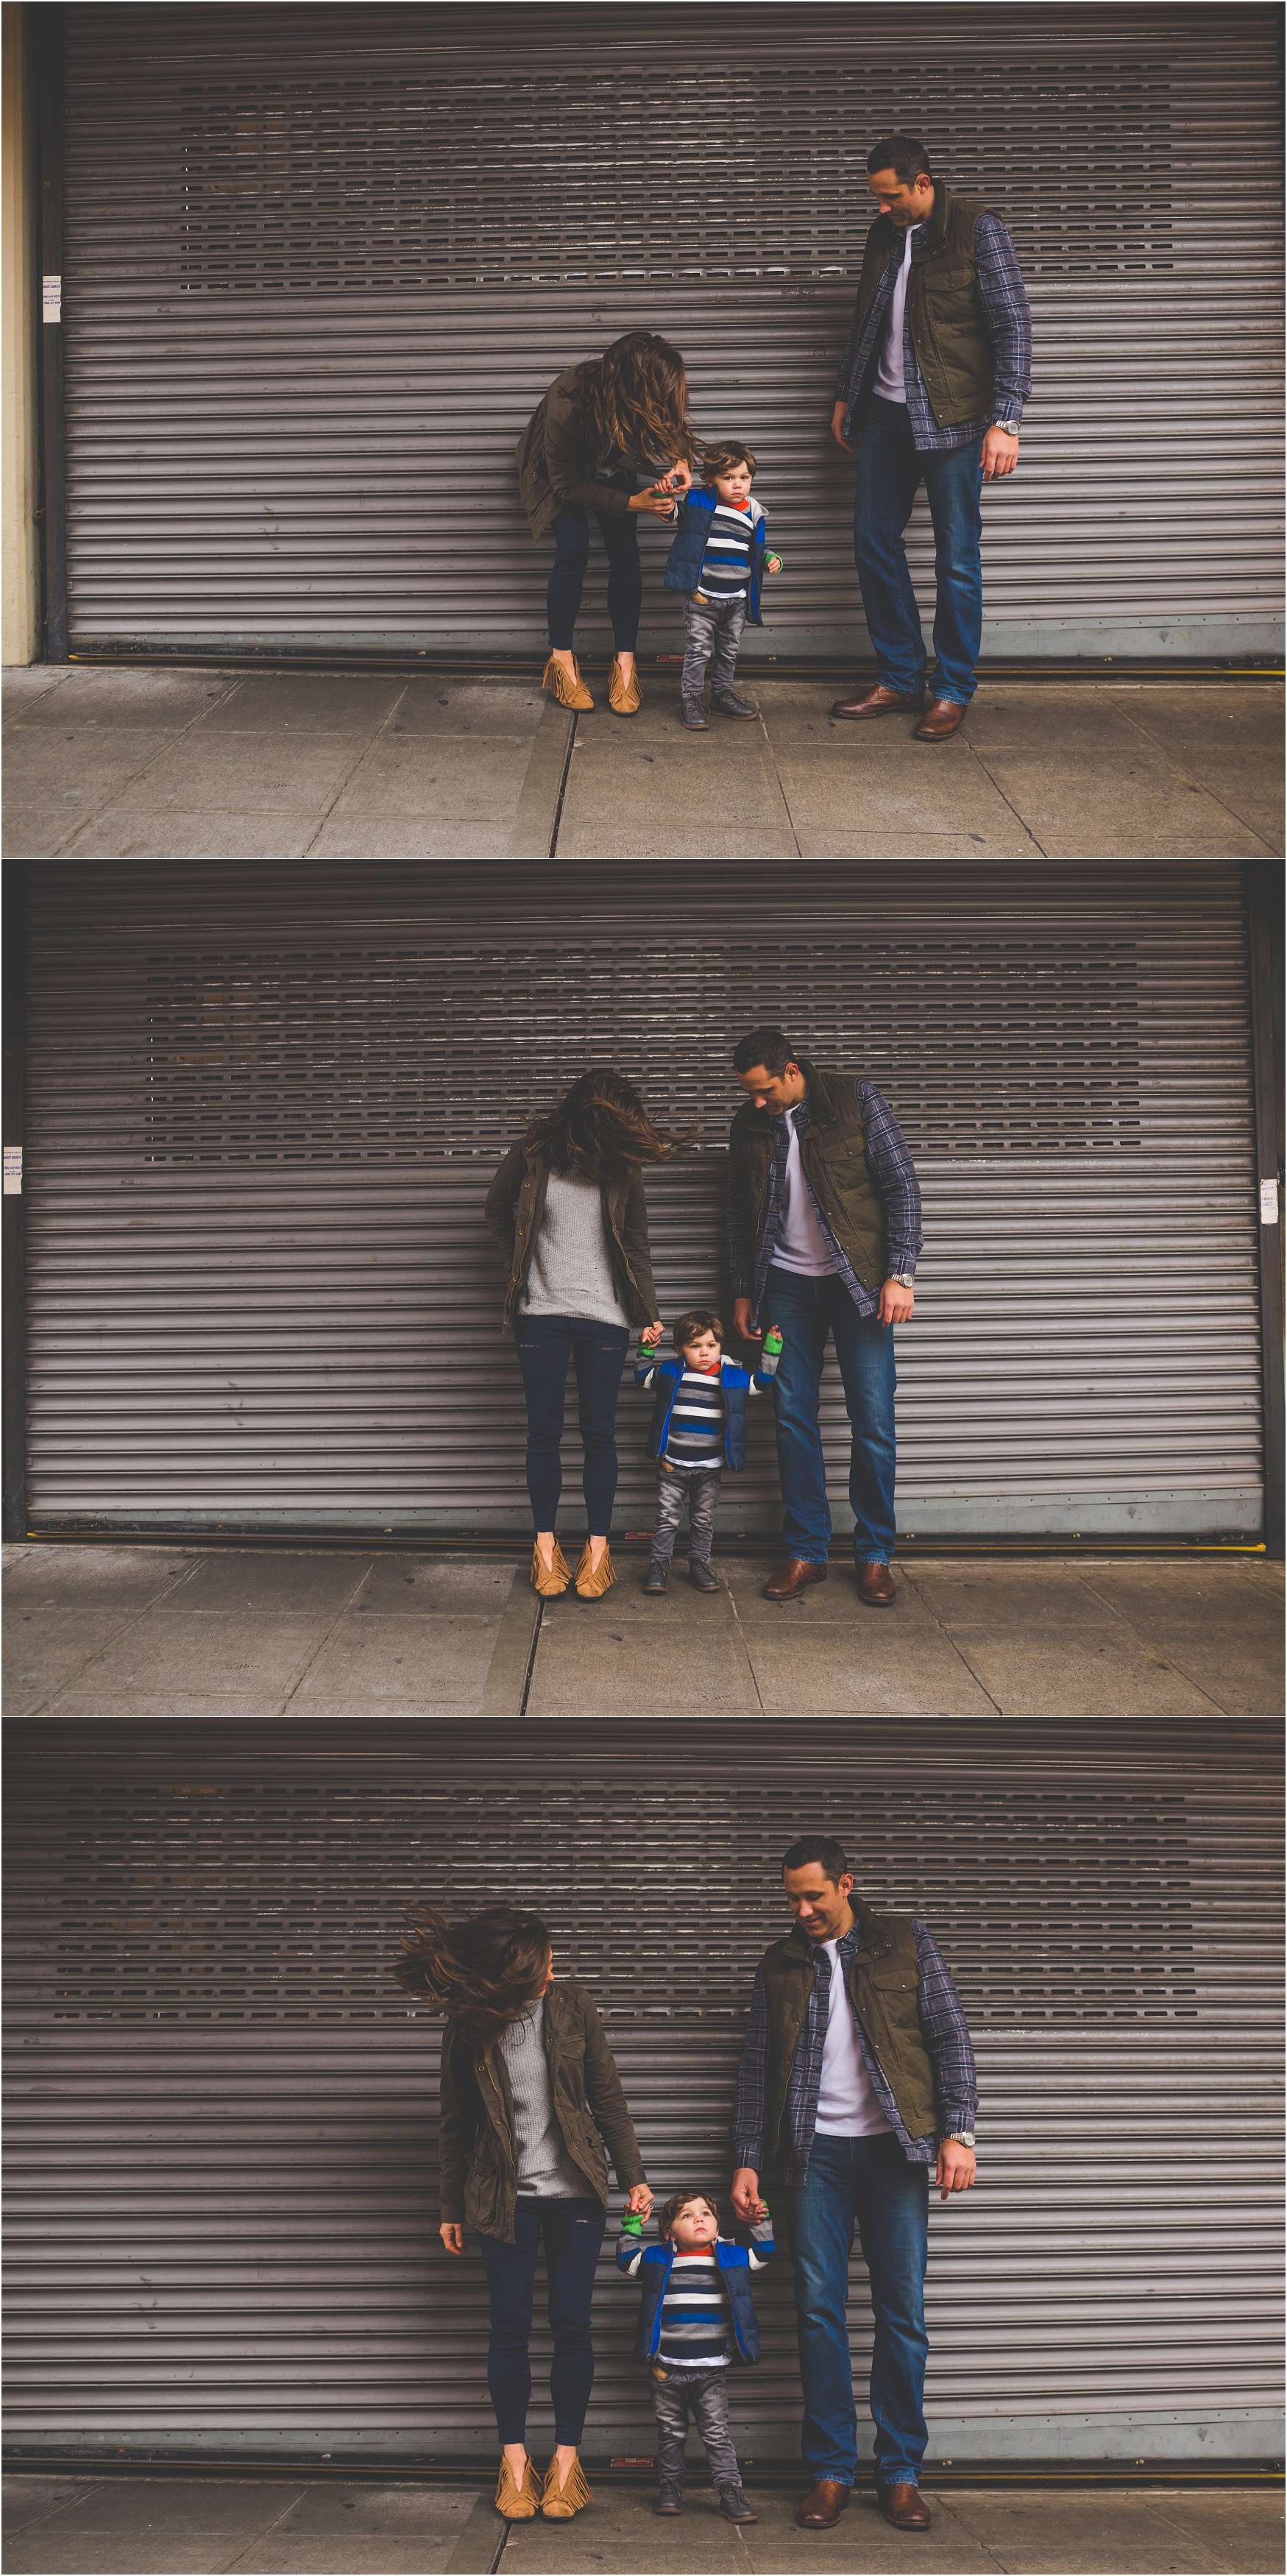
[516,365,642,545]
[439,1980,648,2243]
[484,1139,661,1334]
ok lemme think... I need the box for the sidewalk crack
[297,683,410,856]
[1072,1567,1227,1714]
[214,2488,309,2572]
[757,712,803,857]
[21,1551,206,1716]
[49,675,245,856]
[274,1559,378,1712]
[725,1574,767,1713]
[964,737,1049,857]
[1109,697,1274,850]
[897,1564,1003,1714]
[546,710,579,856]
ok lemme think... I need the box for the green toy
[762,1327,784,1360]
[620,2209,645,2237]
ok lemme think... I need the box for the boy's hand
[765,554,784,576]
[439,2223,464,2255]
[625,2183,654,2218]
[639,1321,664,1348]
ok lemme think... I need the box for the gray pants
[650,1462,722,1566]
[683,594,746,699]
[651,2366,740,2488]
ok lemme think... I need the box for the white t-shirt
[771,1112,837,1278]
[814,1939,896,2137]
[873,219,917,406]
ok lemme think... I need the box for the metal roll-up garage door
[21,861,1264,1542]
[58,4,1283,658]
[4,1719,1283,2463]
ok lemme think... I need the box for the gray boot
[719,2484,758,2523]
[681,696,709,729]
[655,2483,684,2515]
[712,688,758,718]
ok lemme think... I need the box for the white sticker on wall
[1260,1177,1280,1226]
[3,1145,22,1195]
[43,274,62,322]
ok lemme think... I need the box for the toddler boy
[635,1310,781,1594]
[617,2187,774,2523]
[662,442,783,729]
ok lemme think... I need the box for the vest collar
[784,1894,892,1967]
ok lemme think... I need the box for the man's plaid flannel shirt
[726,1082,923,1329]
[733,1919,978,2183]
[836,209,1032,453]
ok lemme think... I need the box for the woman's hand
[439,2223,464,2255]
[625,2183,653,2219]
[629,486,681,517]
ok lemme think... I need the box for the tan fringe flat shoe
[494,2454,542,2519]
[542,2454,592,2519]
[574,1543,616,1602]
[607,656,641,715]
[531,1540,572,1598]
[542,653,593,711]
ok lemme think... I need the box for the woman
[516,330,697,717]
[396,1903,652,2524]
[485,1068,686,1602]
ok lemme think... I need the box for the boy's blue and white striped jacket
[617,2217,776,2366]
[634,1348,778,1473]
[664,486,770,624]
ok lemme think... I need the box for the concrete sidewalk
[3,1543,1280,1719]
[4,2471,1283,2576]
[3,665,1282,860]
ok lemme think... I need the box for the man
[830,134,1032,740]
[726,1027,921,1605]
[731,1836,977,2532]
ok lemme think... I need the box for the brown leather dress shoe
[857,1560,896,1607]
[831,682,924,720]
[882,2483,931,2529]
[762,1557,829,1602]
[913,696,966,740]
[797,2480,850,2528]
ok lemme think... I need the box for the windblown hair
[574,332,697,470]
[702,441,756,484]
[525,1069,693,1182]
[659,2187,722,2241]
[393,1903,553,2045]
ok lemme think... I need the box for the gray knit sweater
[497,1999,586,2199]
[520,1170,629,1328]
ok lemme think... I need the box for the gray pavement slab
[41,1607,325,1710]
[10,668,235,729]
[63,806,322,859]
[389,680,547,737]
[107,731,364,814]
[4,1606,153,1714]
[525,1585,761,1717]
[307,814,521,856]
[194,675,406,735]
[969,757,1268,854]
[1,1543,192,1609]
[1070,1560,1283,1718]
[171,1551,374,1617]
[333,735,547,819]
[288,1607,518,1713]
[900,1563,1228,1720]
[943,2484,1277,2574]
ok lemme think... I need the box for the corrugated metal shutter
[59,4,1283,656]
[21,862,1263,1540]
[5,1719,1282,2460]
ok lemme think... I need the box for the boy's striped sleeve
[746,2212,776,2268]
[616,2221,648,2278]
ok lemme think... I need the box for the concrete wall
[1,1,40,668]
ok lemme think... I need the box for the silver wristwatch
[992,420,1019,436]
[890,1272,915,1289]
[945,2131,976,2149]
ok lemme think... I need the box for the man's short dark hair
[866,134,932,185]
[782,1835,851,1883]
[732,1027,797,1077]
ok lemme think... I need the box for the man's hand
[982,427,1018,482]
[831,399,857,453]
[877,1278,915,1327]
[731,2166,762,2222]
[733,1298,763,1345]
[439,2223,464,2254]
[625,2183,654,2218]
[936,2141,976,2202]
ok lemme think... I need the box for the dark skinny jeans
[547,469,642,651]
[514,1313,631,1535]
[478,2197,606,2446]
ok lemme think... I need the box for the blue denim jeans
[514,1314,631,1536]
[854,394,985,706]
[785,2134,929,2489]
[763,1265,896,1566]
[478,2197,606,2446]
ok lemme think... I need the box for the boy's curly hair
[703,441,756,483]
[673,1309,723,1354]
[658,2187,722,2240]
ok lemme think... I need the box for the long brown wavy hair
[524,1069,694,1182]
[393,1903,552,2047]
[574,331,696,470]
